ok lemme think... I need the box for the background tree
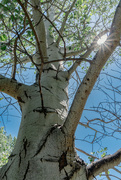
[0,0,121,179]
[0,127,16,168]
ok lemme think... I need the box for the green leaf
[1,45,6,51]
[0,127,16,167]
[3,0,9,4]
[67,61,72,67]
[0,34,7,41]
[0,14,3,19]
[10,15,14,21]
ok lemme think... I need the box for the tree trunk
[0,66,87,180]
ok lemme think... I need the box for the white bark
[0,69,87,180]
[44,4,64,69]
[30,0,47,63]
[0,75,27,99]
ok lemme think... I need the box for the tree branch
[17,0,44,64]
[67,29,109,78]
[28,1,66,59]
[59,46,86,57]
[62,0,121,137]
[87,149,121,180]
[12,27,27,79]
[0,75,27,99]
[56,0,76,46]
[30,0,47,62]
[113,167,121,174]
[65,49,86,57]
[105,172,111,180]
[76,147,98,160]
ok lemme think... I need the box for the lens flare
[97,34,107,45]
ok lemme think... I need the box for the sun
[97,34,107,45]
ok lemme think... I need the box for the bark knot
[59,151,67,171]
[17,96,25,103]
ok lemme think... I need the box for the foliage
[88,147,108,163]
[0,0,119,71]
[0,127,16,168]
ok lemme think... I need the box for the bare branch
[105,172,111,180]
[113,167,121,174]
[65,49,86,57]
[78,122,104,135]
[43,57,92,65]
[0,75,27,99]
[12,28,27,79]
[56,0,76,46]
[87,149,121,180]
[76,147,98,160]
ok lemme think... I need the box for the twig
[67,30,109,77]
[56,0,76,46]
[12,28,26,79]
[76,147,98,160]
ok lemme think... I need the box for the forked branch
[17,0,44,64]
